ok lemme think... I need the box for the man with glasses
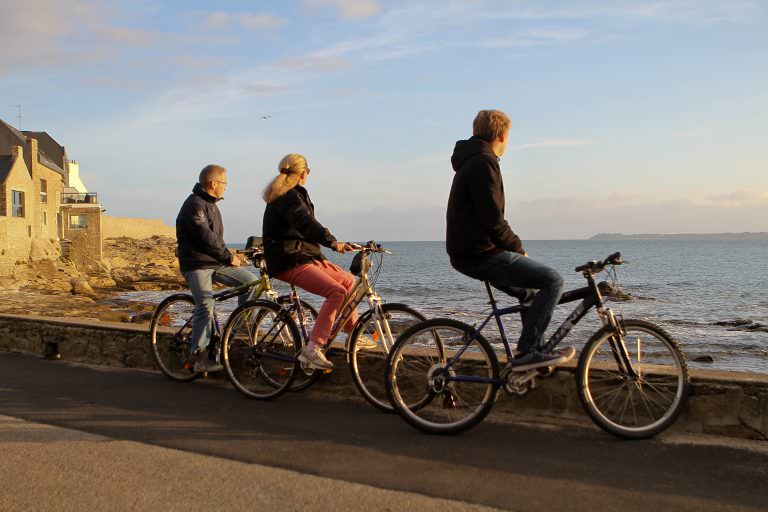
[176,164,254,372]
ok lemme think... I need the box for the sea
[122,239,768,374]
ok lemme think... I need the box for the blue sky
[2,0,766,241]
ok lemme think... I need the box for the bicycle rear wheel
[386,318,500,435]
[577,319,690,439]
[222,300,300,400]
[349,303,425,412]
[149,294,201,382]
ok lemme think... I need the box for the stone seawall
[1,313,766,440]
[102,216,175,240]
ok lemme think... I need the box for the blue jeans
[182,266,258,355]
[455,252,564,354]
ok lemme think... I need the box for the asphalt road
[0,351,766,511]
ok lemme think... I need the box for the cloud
[205,11,287,31]
[79,77,146,90]
[704,190,768,206]
[239,82,290,95]
[304,0,381,20]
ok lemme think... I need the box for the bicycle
[148,238,317,390]
[385,252,690,439]
[220,241,426,410]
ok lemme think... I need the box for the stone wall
[61,205,103,270]
[0,313,766,440]
[102,216,175,240]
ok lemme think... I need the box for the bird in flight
[260,115,271,120]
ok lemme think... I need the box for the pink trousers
[277,259,357,345]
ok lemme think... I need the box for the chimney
[24,137,37,178]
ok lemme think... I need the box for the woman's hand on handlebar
[331,241,361,253]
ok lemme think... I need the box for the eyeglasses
[214,180,228,185]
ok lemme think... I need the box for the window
[40,179,47,203]
[69,214,88,229]
[11,190,24,218]
[42,211,47,225]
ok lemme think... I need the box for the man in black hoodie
[176,164,255,372]
[446,110,574,371]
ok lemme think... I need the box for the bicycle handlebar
[350,240,392,254]
[574,251,624,273]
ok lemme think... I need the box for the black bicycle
[385,252,690,439]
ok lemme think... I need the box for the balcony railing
[61,192,99,205]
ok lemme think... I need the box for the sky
[1,0,767,242]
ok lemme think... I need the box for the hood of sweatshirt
[451,136,496,172]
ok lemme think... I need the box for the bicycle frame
[443,268,635,385]
[283,249,397,353]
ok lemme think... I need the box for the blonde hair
[472,110,511,142]
[263,153,309,203]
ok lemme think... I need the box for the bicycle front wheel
[386,318,500,435]
[577,319,690,439]
[149,294,201,382]
[222,300,300,400]
[349,303,426,412]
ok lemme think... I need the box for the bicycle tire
[349,303,426,412]
[221,299,300,400]
[148,294,201,382]
[386,318,500,435]
[577,318,690,439]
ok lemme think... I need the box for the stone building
[0,119,102,275]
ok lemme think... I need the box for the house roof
[22,131,67,171]
[0,155,13,184]
[0,119,65,177]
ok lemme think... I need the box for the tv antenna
[10,104,22,130]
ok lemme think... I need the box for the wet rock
[693,354,715,364]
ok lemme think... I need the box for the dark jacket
[446,136,524,269]
[262,185,337,277]
[176,183,233,272]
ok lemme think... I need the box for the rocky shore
[0,236,184,323]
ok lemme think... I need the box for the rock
[29,238,61,261]
[70,277,95,296]
[88,276,118,289]
[0,277,19,292]
[693,355,715,363]
[130,311,154,324]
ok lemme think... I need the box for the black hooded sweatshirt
[262,185,337,277]
[446,136,524,269]
[176,183,233,272]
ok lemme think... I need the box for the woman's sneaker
[353,334,377,350]
[298,346,334,370]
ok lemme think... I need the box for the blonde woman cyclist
[262,154,364,370]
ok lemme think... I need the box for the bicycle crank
[504,368,538,396]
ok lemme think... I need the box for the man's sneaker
[193,351,223,373]
[298,346,334,370]
[507,346,575,372]
[354,334,377,350]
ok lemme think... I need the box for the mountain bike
[148,239,317,395]
[385,252,690,439]
[221,241,425,410]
